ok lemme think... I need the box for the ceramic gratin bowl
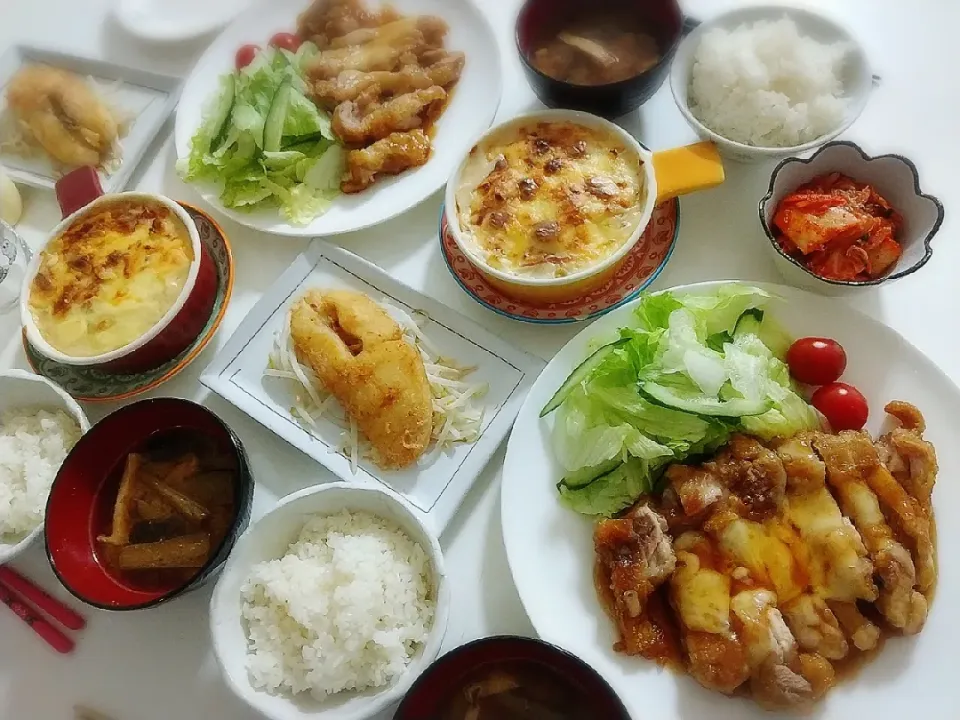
[23,202,234,401]
[21,168,217,375]
[759,141,944,294]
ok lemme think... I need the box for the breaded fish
[290,289,433,469]
[6,65,118,167]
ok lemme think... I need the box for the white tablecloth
[2,1,958,718]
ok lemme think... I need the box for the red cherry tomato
[785,337,847,385]
[235,44,259,70]
[269,32,303,52]
[811,382,869,431]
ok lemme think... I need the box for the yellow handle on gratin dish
[652,141,725,203]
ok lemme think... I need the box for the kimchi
[773,173,903,282]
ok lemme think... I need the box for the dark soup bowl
[516,0,683,118]
[393,636,631,720]
[44,398,254,611]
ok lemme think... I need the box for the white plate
[114,0,256,43]
[501,281,960,720]
[201,240,543,533]
[175,0,502,237]
[0,46,181,192]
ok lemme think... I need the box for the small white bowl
[0,370,90,564]
[210,483,450,720]
[759,140,944,294]
[670,5,873,163]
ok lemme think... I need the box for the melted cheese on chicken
[29,199,193,357]
[455,121,645,279]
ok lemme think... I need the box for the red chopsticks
[0,566,85,654]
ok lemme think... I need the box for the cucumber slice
[640,381,770,418]
[263,82,292,153]
[732,308,764,339]
[540,339,628,417]
[208,74,236,153]
[560,458,623,489]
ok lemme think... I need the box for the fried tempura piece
[342,129,431,193]
[290,289,433,469]
[117,533,211,570]
[6,65,117,167]
[332,85,447,145]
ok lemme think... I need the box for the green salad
[541,285,820,517]
[178,44,345,225]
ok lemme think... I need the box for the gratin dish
[759,141,943,294]
[444,109,721,305]
[669,5,873,163]
[44,398,253,611]
[20,172,217,374]
[0,370,90,565]
[209,483,450,720]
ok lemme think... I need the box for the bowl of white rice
[669,6,873,163]
[0,370,88,564]
[209,483,449,720]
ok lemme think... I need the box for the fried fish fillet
[290,289,433,469]
[6,65,117,167]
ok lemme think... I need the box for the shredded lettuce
[178,43,343,225]
[543,285,819,517]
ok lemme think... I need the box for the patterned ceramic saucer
[23,202,235,402]
[439,199,680,324]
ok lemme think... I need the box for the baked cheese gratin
[29,198,194,358]
[455,121,645,279]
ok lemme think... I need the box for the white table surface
[1,1,958,718]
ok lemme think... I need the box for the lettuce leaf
[544,285,819,516]
[178,46,343,225]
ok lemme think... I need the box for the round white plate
[501,281,960,720]
[114,0,255,43]
[174,0,502,237]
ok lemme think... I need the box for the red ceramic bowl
[393,636,631,719]
[19,167,217,375]
[516,0,684,118]
[44,398,254,611]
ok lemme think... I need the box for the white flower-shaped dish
[209,483,450,720]
[759,141,944,294]
[0,370,90,564]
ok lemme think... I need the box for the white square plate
[0,46,181,192]
[201,241,545,532]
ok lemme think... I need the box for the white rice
[689,17,849,147]
[240,510,435,699]
[0,408,81,540]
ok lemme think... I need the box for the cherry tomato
[235,44,260,70]
[269,32,303,52]
[811,382,869,431]
[785,337,847,385]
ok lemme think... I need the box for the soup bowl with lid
[19,167,217,375]
[444,108,723,306]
